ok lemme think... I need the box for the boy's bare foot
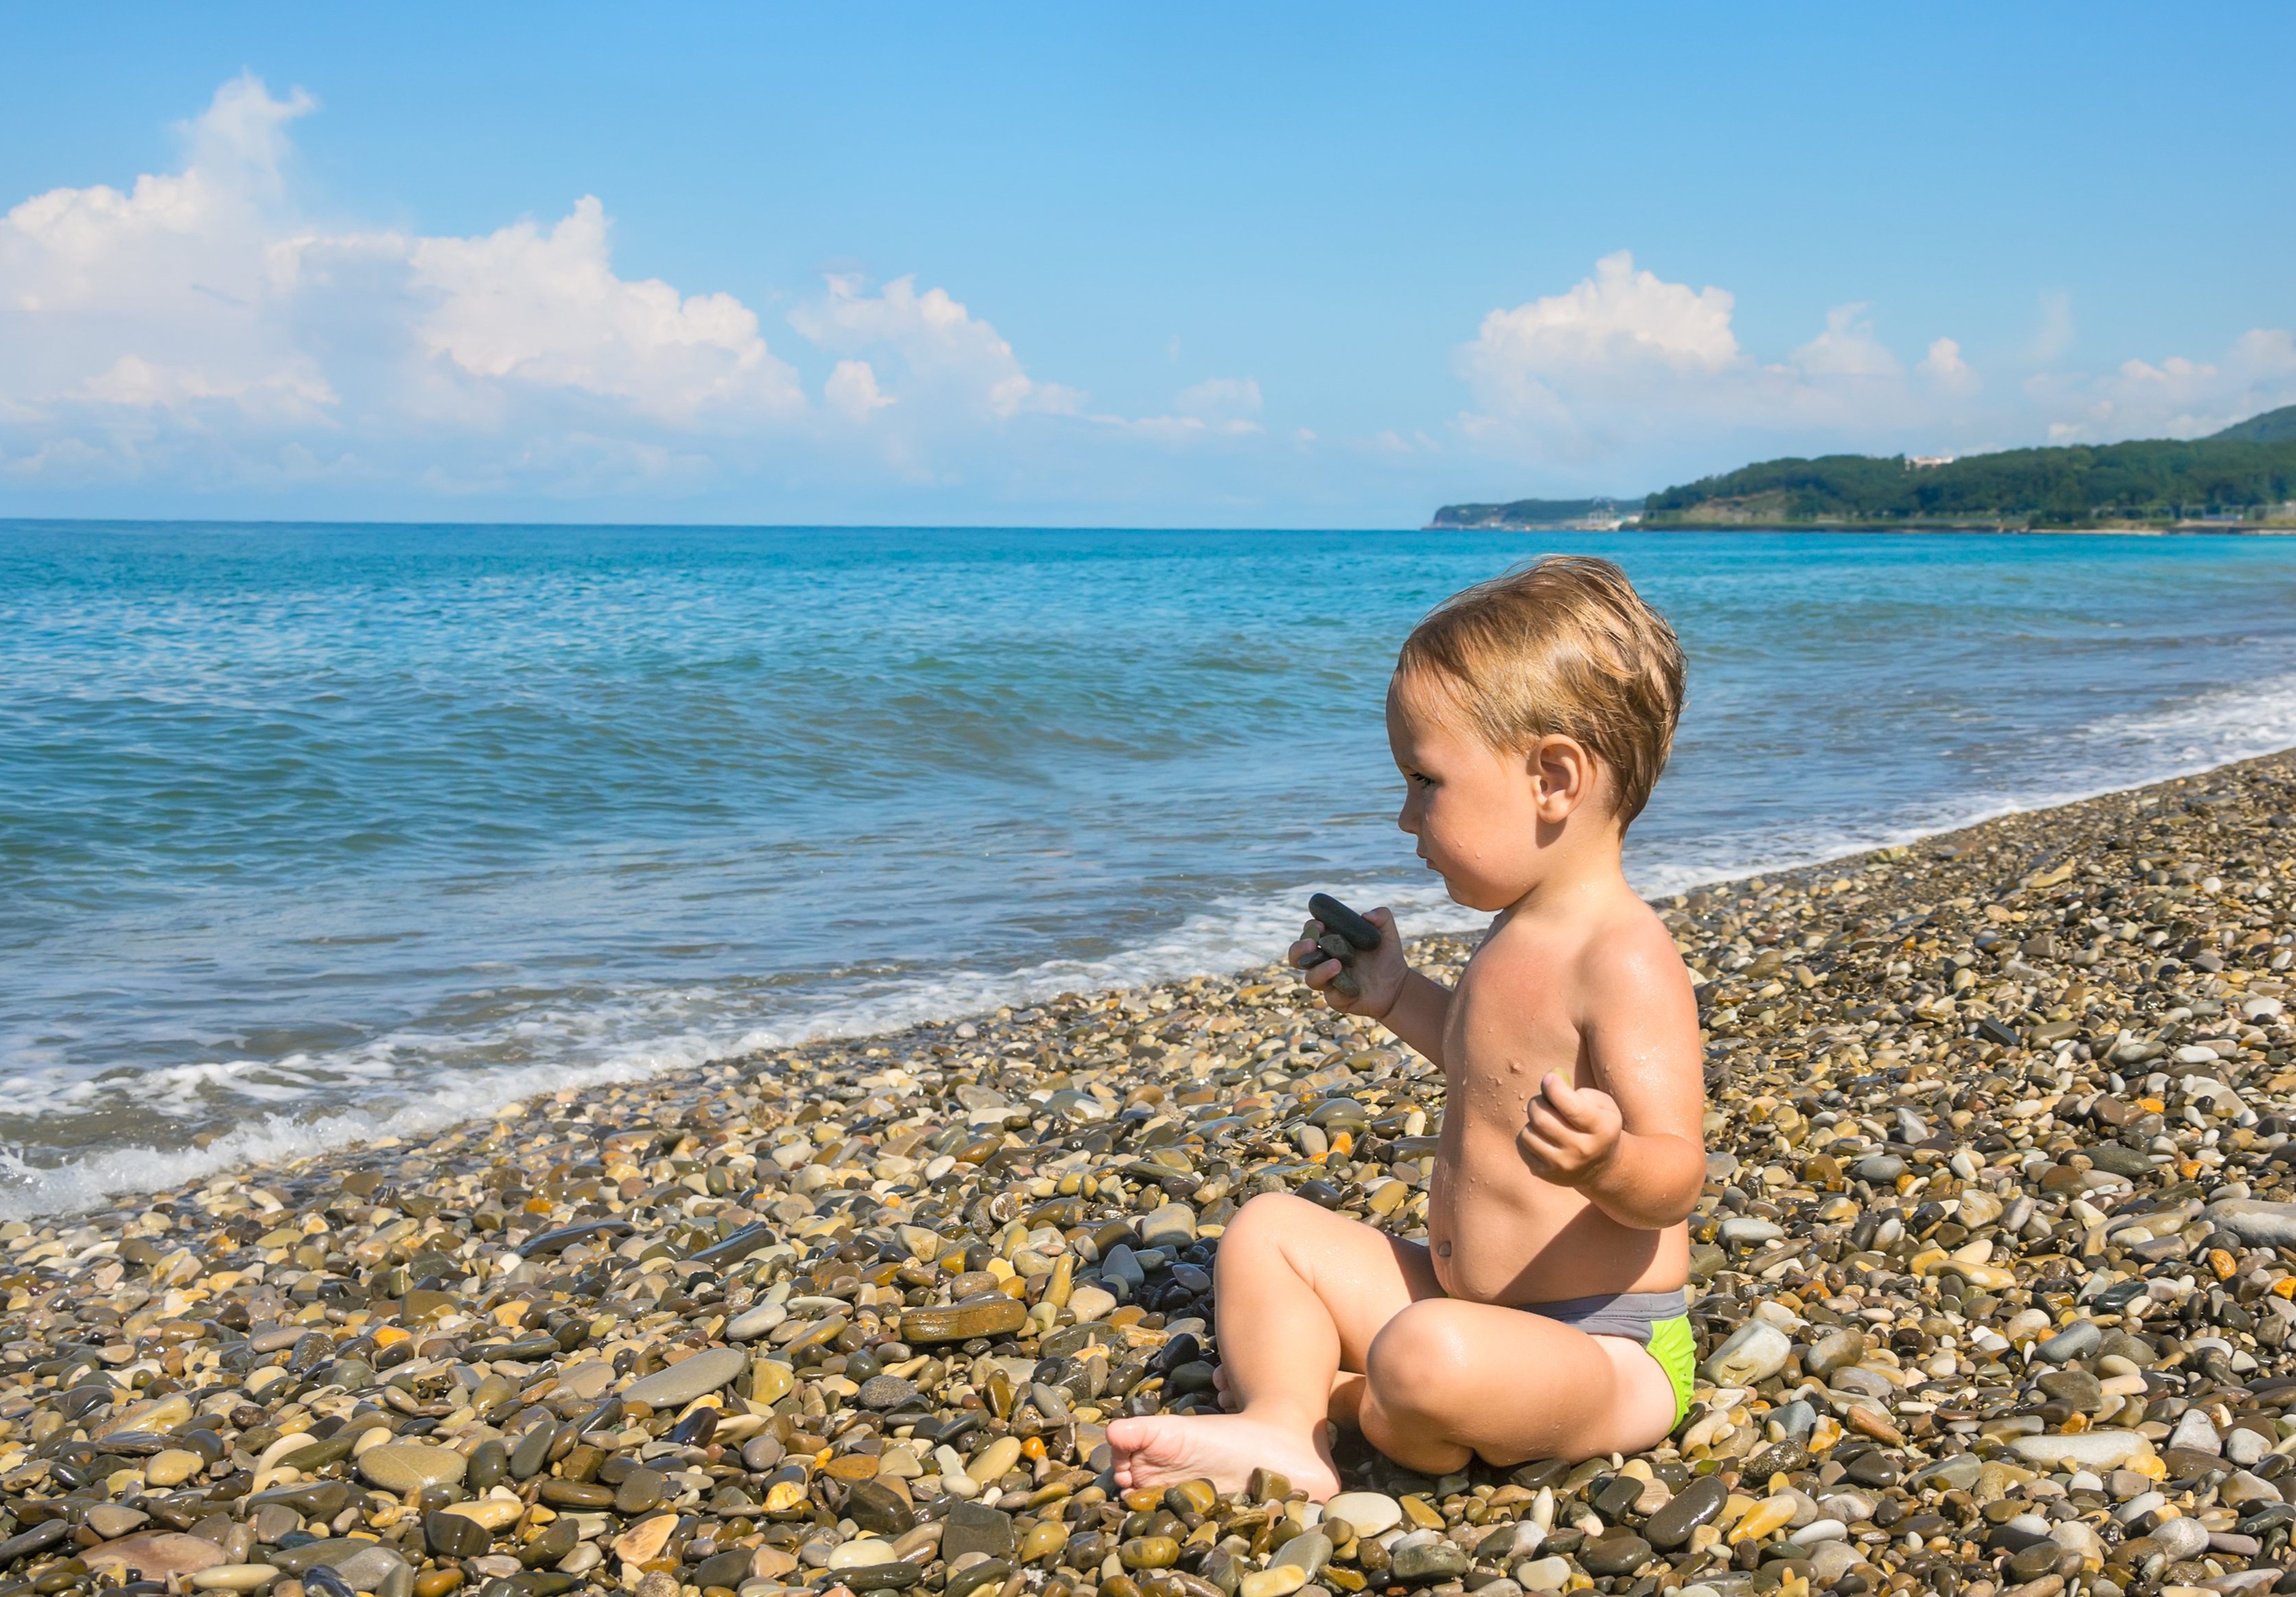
[1104,1412,1342,1500]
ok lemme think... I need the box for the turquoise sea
[6,522,2296,1217]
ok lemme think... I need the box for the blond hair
[1396,555,1685,824]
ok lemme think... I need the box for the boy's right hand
[1290,906,1406,1020]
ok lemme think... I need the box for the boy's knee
[1223,1191,1318,1250]
[1365,1302,1476,1418]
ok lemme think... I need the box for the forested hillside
[1639,433,2296,527]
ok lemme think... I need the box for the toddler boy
[1107,555,1706,1496]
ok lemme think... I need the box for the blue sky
[3,3,2293,526]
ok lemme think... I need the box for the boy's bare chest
[1441,963,1588,1117]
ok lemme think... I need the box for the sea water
[6,522,2296,1216]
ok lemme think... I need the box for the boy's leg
[1359,1301,1679,1475]
[1106,1192,1438,1497]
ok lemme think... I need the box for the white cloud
[1453,252,2296,486]
[1918,337,1980,395]
[1,75,1220,503]
[1455,253,1954,465]
[824,359,894,421]
[788,275,1083,421]
[1792,304,1901,378]
[403,197,802,422]
[1457,251,1738,432]
[1175,377,1262,421]
[2035,327,2296,443]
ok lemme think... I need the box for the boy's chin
[1440,875,1513,913]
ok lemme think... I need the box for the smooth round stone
[1388,1537,1469,1584]
[751,1361,796,1407]
[900,1297,1029,1344]
[425,1511,492,1560]
[1719,1216,1783,1246]
[556,1361,615,1400]
[466,1438,509,1493]
[84,1508,149,1541]
[622,1345,748,1407]
[439,1499,522,1531]
[1653,1468,1726,1551]
[1579,1535,1652,1578]
[2037,1320,2103,1364]
[191,1567,280,1592]
[1119,1536,1180,1570]
[615,1466,669,1514]
[1067,1286,1117,1323]
[725,1302,790,1341]
[827,1541,901,1570]
[1853,1154,1905,1183]
[2008,1430,2154,1471]
[968,1436,1023,1486]
[694,1550,756,1592]
[1514,1557,1571,1593]
[508,1423,554,1480]
[1139,1203,1198,1248]
[360,1443,469,1493]
[1701,1321,1792,1385]
[144,1449,204,1488]
[2150,1517,2211,1561]
[1240,1570,1306,1597]
[1017,1523,1069,1563]
[1268,1532,1332,1580]
[1803,1328,1867,1377]
[538,1479,614,1508]
[1324,1493,1403,1537]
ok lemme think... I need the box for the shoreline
[0,751,2291,1597]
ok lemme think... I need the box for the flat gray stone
[2208,1200,2296,1248]
[622,1345,747,1407]
[724,1302,789,1341]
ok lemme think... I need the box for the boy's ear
[1529,735,1598,820]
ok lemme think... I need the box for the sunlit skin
[1105,667,1705,1496]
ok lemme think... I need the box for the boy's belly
[1425,1163,1689,1305]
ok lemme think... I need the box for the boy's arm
[1369,968,1453,1067]
[1517,925,1707,1231]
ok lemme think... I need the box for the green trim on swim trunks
[1646,1312,1696,1424]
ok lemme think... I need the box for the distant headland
[1429,403,2296,531]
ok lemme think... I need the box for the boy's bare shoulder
[1467,892,1688,1007]
[1573,892,1696,1013]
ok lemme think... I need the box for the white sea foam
[0,876,1482,1220]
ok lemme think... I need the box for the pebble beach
[4,753,2296,1597]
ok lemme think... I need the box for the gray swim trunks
[1514,1287,1691,1344]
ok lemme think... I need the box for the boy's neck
[1500,822,1630,921]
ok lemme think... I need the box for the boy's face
[1386,670,1610,912]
